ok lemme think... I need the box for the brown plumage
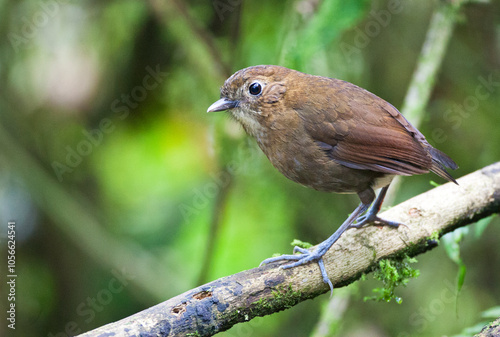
[208,65,457,292]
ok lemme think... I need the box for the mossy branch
[79,162,500,337]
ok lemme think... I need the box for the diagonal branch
[79,162,500,337]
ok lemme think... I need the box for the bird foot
[260,245,334,296]
[351,212,401,229]
[259,202,375,296]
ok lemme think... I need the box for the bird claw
[259,253,302,267]
[293,246,310,254]
[351,186,402,229]
[317,259,334,297]
[352,213,401,229]
[260,246,334,296]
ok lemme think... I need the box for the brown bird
[208,65,457,292]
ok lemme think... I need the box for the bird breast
[254,117,380,194]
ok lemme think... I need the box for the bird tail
[429,147,459,184]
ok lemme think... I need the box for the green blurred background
[1,0,500,336]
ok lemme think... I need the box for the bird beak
[207,98,238,112]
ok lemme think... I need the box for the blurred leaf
[457,263,466,293]
[442,227,468,265]
[481,306,500,319]
[429,180,441,187]
[473,214,496,239]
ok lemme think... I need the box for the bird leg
[260,202,370,295]
[260,185,402,294]
[351,185,401,228]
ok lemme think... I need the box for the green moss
[250,284,303,316]
[364,255,420,304]
[271,284,303,309]
[291,239,313,249]
[429,230,440,244]
[251,297,273,311]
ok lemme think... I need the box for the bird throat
[229,108,268,142]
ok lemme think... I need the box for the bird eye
[248,82,262,96]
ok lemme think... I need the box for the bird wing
[295,79,433,176]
